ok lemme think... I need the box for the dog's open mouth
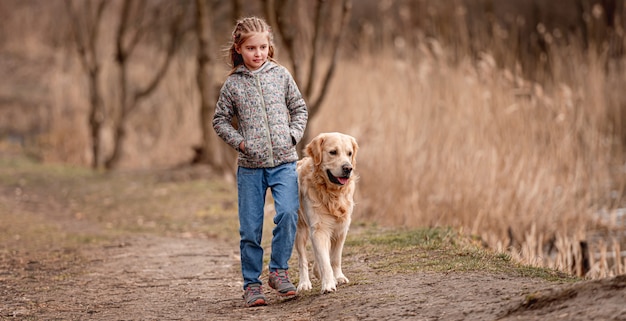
[327,170,350,185]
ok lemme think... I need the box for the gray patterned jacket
[212,61,308,168]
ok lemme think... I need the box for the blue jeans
[237,161,299,289]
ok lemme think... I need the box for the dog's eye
[348,151,352,157]
[329,150,337,155]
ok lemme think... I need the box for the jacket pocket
[244,136,270,161]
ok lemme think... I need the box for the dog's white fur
[295,132,358,293]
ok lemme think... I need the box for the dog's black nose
[342,164,353,176]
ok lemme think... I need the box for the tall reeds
[312,39,626,277]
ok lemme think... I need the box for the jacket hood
[233,60,278,75]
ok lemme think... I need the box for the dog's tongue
[337,177,349,185]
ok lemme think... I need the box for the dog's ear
[306,135,325,166]
[350,136,359,167]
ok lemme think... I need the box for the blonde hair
[228,17,275,71]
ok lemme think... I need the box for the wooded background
[1,0,623,170]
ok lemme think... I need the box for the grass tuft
[344,226,579,283]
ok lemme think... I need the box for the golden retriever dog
[295,132,358,294]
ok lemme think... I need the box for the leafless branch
[310,0,352,115]
[304,0,324,99]
[64,0,109,169]
[106,0,188,169]
[65,0,107,73]
[275,0,302,85]
[116,0,147,64]
[133,5,185,103]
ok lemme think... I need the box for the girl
[212,17,308,307]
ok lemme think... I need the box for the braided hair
[229,17,275,71]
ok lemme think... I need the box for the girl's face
[236,32,270,71]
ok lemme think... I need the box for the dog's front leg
[331,230,349,285]
[310,229,336,293]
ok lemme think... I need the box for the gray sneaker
[268,269,297,296]
[243,283,266,307]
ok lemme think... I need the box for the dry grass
[310,43,626,278]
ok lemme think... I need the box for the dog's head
[305,132,358,186]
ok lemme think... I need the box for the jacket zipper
[255,74,275,167]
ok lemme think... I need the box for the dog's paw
[320,280,337,294]
[336,275,349,285]
[297,280,312,292]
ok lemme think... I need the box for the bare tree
[193,0,236,173]
[265,0,352,151]
[105,0,187,169]
[65,0,108,169]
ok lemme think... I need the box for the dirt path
[1,162,625,320]
[0,233,538,320]
[46,236,242,320]
[3,232,624,321]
